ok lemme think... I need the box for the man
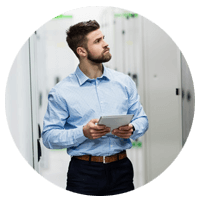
[42,20,148,196]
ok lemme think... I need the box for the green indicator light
[54,14,73,19]
[133,13,138,18]
[132,141,142,148]
[132,141,136,147]
[137,142,142,148]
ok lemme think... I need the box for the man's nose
[103,39,109,48]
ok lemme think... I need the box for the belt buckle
[103,156,106,164]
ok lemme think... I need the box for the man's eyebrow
[93,35,105,43]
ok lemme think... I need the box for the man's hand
[83,119,111,140]
[112,124,134,139]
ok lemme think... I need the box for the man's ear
[76,47,87,57]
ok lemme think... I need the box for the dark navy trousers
[66,156,134,196]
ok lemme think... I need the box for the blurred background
[5,6,195,189]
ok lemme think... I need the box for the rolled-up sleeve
[126,77,149,140]
[42,89,87,149]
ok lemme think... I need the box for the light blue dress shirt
[42,65,148,156]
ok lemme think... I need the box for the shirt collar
[75,64,111,86]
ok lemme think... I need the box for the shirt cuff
[130,122,139,140]
[74,126,88,144]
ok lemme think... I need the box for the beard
[86,48,112,63]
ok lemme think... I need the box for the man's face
[85,29,112,63]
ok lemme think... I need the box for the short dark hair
[66,20,100,58]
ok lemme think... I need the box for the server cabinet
[33,15,76,188]
[143,17,182,183]
[5,34,38,172]
[34,15,76,141]
[111,11,145,102]
[181,53,195,146]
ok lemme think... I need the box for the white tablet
[98,114,134,132]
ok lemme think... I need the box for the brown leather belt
[74,150,127,164]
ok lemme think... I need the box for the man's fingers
[91,123,110,131]
[90,118,99,124]
[91,131,110,139]
[84,119,110,140]
[113,128,133,134]
[112,132,132,139]
[90,119,109,130]
[89,121,103,129]
[93,125,108,130]
[119,124,133,131]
